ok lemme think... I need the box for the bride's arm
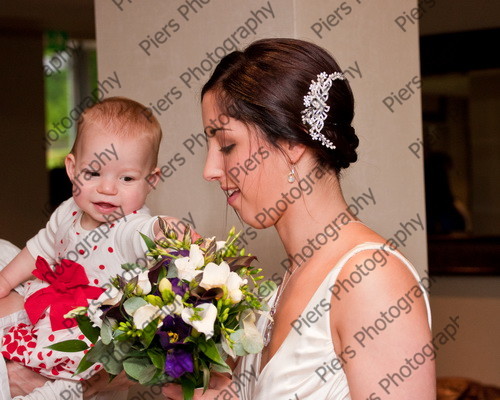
[330,250,436,400]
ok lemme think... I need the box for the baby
[0,97,183,381]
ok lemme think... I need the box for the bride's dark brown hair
[201,38,359,176]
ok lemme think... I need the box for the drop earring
[288,165,296,183]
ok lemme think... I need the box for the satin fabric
[236,242,432,400]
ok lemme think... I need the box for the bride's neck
[274,173,353,261]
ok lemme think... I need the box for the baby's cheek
[72,184,82,197]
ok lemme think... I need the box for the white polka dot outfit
[1,197,157,380]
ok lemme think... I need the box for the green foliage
[123,297,148,316]
[147,348,166,370]
[123,357,157,385]
[76,315,100,344]
[46,339,88,352]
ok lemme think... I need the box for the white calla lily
[133,304,161,330]
[181,303,217,339]
[200,262,230,290]
[174,244,204,281]
[133,271,152,295]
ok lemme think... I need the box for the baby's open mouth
[93,202,118,213]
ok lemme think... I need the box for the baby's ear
[65,154,76,181]
[146,167,161,192]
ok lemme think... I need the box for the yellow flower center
[168,332,179,342]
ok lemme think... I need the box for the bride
[164,38,435,399]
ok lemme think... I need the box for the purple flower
[175,250,190,257]
[165,348,194,378]
[170,278,188,297]
[157,315,191,350]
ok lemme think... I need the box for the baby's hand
[6,361,50,397]
[0,271,13,299]
[0,290,24,317]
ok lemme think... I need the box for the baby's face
[65,124,158,230]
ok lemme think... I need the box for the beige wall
[95,0,427,278]
[94,0,297,276]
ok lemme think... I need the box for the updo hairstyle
[201,38,359,175]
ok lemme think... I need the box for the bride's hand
[82,369,137,399]
[162,373,237,400]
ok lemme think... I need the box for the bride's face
[202,91,289,228]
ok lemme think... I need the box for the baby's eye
[121,176,134,182]
[83,170,99,178]
[219,144,235,154]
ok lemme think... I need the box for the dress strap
[325,242,432,328]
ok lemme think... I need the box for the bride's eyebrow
[204,127,224,137]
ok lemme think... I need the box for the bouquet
[49,220,275,399]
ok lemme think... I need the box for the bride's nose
[203,150,224,182]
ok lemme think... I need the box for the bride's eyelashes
[219,143,235,154]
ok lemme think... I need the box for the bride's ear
[284,141,307,165]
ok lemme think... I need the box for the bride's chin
[238,212,274,230]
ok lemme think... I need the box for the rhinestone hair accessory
[301,71,346,149]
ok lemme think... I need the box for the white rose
[174,244,204,281]
[200,262,247,304]
[226,272,247,303]
[181,303,217,339]
[199,261,230,290]
[133,271,152,295]
[133,304,161,330]
[101,286,123,306]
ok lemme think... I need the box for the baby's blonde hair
[71,97,162,167]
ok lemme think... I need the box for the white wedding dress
[236,242,432,400]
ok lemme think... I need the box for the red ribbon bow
[25,257,105,331]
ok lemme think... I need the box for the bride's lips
[93,202,118,214]
[224,188,240,205]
